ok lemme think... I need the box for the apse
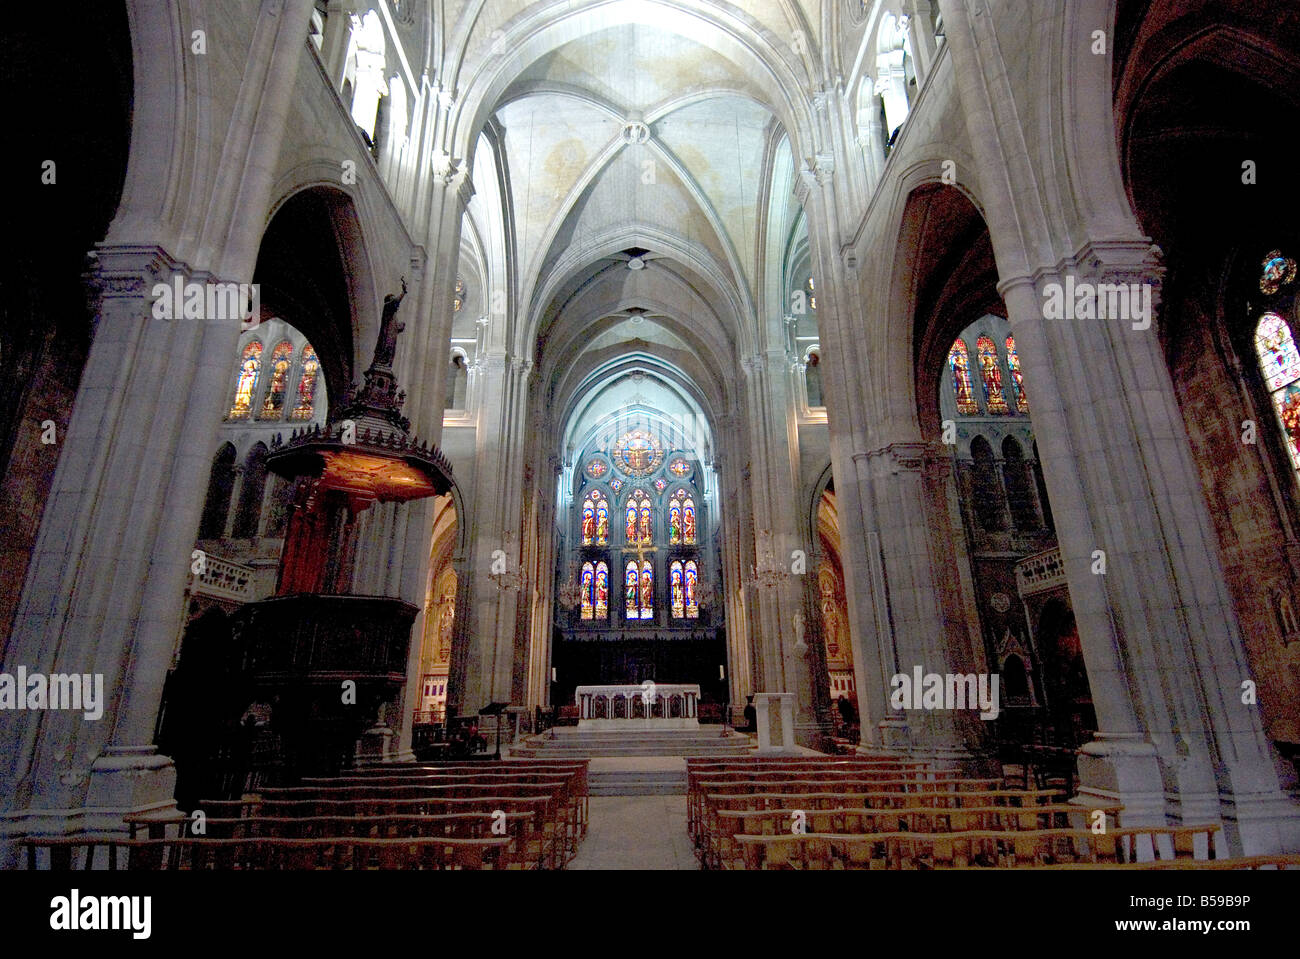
[550,362,727,711]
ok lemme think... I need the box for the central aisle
[568,795,699,870]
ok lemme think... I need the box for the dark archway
[252,189,361,411]
[155,608,249,810]
[1034,599,1095,748]
[232,443,269,539]
[1116,4,1300,760]
[0,4,132,642]
[199,444,238,540]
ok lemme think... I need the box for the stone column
[458,353,533,713]
[738,350,818,744]
[794,163,895,751]
[320,0,354,88]
[367,138,473,742]
[858,441,989,766]
[907,1,939,83]
[939,0,1298,850]
[444,551,473,719]
[1002,250,1300,851]
[0,1,316,845]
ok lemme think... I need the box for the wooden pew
[303,760,590,829]
[1025,853,1300,870]
[260,778,583,853]
[702,803,1123,869]
[23,835,515,871]
[189,812,546,867]
[687,773,1000,838]
[189,793,571,866]
[696,788,1066,861]
[732,825,1221,870]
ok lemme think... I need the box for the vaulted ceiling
[467,15,813,447]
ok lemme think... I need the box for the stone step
[588,769,686,796]
[510,747,753,758]
[510,727,757,759]
[533,738,748,743]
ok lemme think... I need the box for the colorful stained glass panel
[259,342,293,419]
[290,346,318,420]
[977,335,1010,415]
[228,341,263,419]
[1005,335,1030,414]
[948,340,979,415]
[1257,314,1300,392]
[594,563,609,619]
[580,564,594,619]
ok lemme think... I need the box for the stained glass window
[681,493,696,545]
[580,563,594,620]
[259,341,293,419]
[670,561,685,618]
[453,276,467,311]
[1257,314,1300,392]
[581,490,609,545]
[948,339,979,415]
[639,562,653,619]
[685,560,698,618]
[1256,313,1300,470]
[228,341,263,419]
[668,458,690,477]
[669,498,682,545]
[653,478,667,493]
[290,346,319,420]
[613,430,664,476]
[625,490,652,544]
[586,459,608,479]
[1005,335,1030,414]
[594,562,609,619]
[625,562,639,619]
[610,477,623,494]
[1260,250,1297,296]
[977,336,1010,414]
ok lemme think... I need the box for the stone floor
[569,795,699,870]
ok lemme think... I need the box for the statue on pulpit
[373,277,408,369]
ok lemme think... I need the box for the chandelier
[749,529,791,591]
[693,578,717,610]
[556,564,583,608]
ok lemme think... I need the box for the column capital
[859,440,947,475]
[999,239,1165,301]
[85,244,188,298]
[795,153,835,206]
[431,150,475,207]
[998,240,1166,331]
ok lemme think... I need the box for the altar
[574,683,701,729]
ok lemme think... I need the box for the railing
[193,554,255,603]
[574,683,701,726]
[1015,546,1066,598]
